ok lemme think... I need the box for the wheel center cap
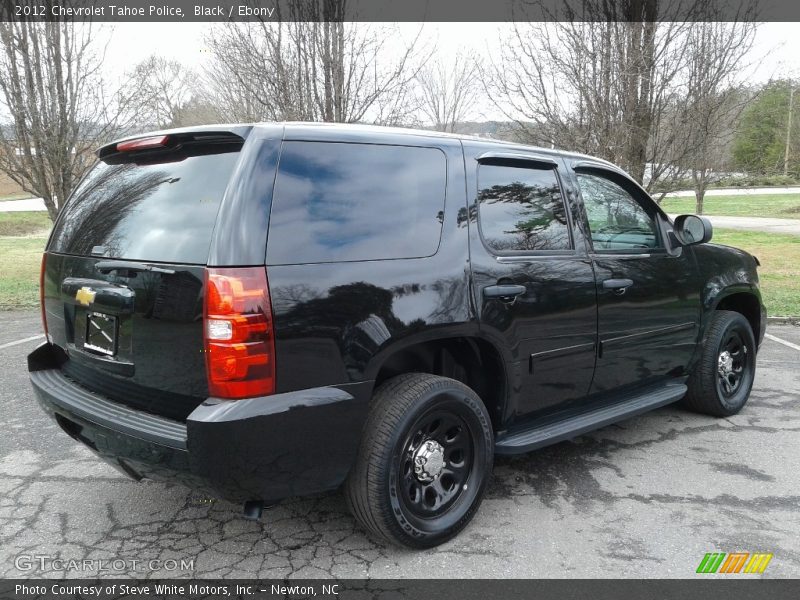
[718,350,734,375]
[413,440,445,483]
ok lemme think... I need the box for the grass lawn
[660,193,800,218]
[713,229,800,317]
[0,211,52,236]
[0,236,47,309]
[0,213,52,309]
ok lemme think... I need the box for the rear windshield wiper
[94,260,176,275]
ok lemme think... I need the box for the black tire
[345,373,493,548]
[683,310,756,417]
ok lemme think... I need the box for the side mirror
[672,214,713,246]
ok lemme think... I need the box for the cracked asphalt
[1,310,798,579]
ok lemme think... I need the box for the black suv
[29,123,765,548]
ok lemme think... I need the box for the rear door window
[49,147,241,264]
[267,141,446,264]
[477,163,572,253]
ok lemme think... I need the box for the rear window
[49,149,240,264]
[267,141,446,264]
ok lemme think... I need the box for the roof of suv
[279,122,612,164]
[105,121,616,169]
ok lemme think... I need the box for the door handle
[602,278,634,295]
[484,284,527,301]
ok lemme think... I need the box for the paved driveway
[1,311,798,578]
[0,198,46,212]
[668,214,800,236]
[665,186,800,198]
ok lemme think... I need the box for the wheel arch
[708,287,763,347]
[365,333,509,431]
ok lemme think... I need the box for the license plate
[84,312,118,356]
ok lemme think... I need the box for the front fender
[691,243,765,348]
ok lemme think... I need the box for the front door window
[576,173,661,251]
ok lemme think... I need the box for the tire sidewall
[383,382,493,547]
[712,314,756,414]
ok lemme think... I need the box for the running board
[495,383,687,455]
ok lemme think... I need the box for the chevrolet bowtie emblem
[75,286,96,306]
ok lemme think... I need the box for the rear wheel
[345,373,493,548]
[683,310,756,417]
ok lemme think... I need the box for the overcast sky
[102,21,800,122]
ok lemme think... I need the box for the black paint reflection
[269,263,472,392]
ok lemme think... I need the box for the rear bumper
[28,343,372,503]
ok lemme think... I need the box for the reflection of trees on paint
[278,281,401,334]
[272,274,469,352]
[478,180,569,251]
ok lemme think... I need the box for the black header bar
[2,579,800,600]
[0,0,797,22]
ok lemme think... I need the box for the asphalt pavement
[700,215,800,236]
[667,214,800,236]
[1,311,798,579]
[665,186,800,198]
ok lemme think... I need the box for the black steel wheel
[398,408,474,520]
[716,328,749,399]
[684,310,756,417]
[345,373,493,548]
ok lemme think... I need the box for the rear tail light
[39,253,49,340]
[203,267,275,399]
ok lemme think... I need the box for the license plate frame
[84,311,118,356]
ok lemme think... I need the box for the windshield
[49,149,240,264]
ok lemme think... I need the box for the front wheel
[683,310,757,417]
[345,373,493,548]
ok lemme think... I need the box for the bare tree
[128,56,194,129]
[0,17,134,220]
[678,18,758,214]
[416,53,479,132]
[173,96,226,127]
[197,53,267,123]
[204,1,426,124]
[486,1,759,202]
[486,6,691,187]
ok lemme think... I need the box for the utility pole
[784,86,795,177]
